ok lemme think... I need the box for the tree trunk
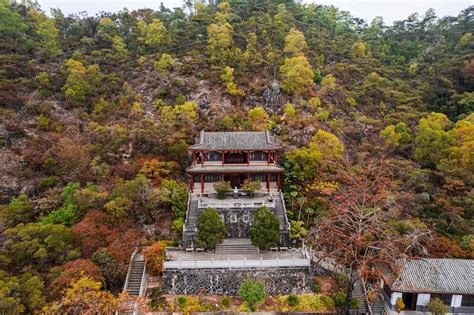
[344,266,356,315]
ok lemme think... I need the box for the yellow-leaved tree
[285,129,344,180]
[138,19,167,51]
[248,106,270,130]
[221,66,245,96]
[283,28,307,57]
[280,55,314,94]
[43,276,117,314]
[280,28,313,94]
[206,2,239,66]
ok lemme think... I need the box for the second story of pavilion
[187,131,284,194]
[188,130,283,167]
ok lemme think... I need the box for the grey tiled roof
[189,130,281,150]
[187,164,283,173]
[389,259,474,294]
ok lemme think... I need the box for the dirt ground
[315,275,339,294]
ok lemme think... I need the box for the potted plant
[241,180,262,197]
[395,297,405,314]
[213,181,231,199]
[426,298,449,315]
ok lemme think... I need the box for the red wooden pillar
[277,173,280,192]
[190,174,194,192]
[222,151,225,166]
[267,151,270,165]
[247,151,250,165]
[200,173,204,193]
[266,173,270,192]
[201,151,204,167]
[193,151,196,165]
[221,173,224,182]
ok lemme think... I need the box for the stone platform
[166,247,305,262]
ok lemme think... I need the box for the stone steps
[186,200,199,227]
[353,280,369,314]
[216,239,259,254]
[125,260,145,296]
[273,197,288,228]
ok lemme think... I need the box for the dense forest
[0,0,472,312]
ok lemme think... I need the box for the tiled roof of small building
[189,131,281,150]
[388,258,474,294]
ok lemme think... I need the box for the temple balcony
[197,195,276,209]
[190,184,280,197]
[191,150,280,167]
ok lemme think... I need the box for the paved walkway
[166,248,305,261]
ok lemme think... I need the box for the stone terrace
[166,248,306,262]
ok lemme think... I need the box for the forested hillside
[0,0,472,312]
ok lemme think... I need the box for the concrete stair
[124,259,145,296]
[353,280,369,314]
[370,295,390,315]
[273,195,288,228]
[186,199,199,228]
[216,238,259,254]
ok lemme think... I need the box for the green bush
[312,282,322,293]
[196,208,227,250]
[38,176,58,189]
[250,206,280,250]
[241,180,261,195]
[213,181,231,199]
[351,297,360,309]
[335,273,347,286]
[176,295,187,308]
[332,291,347,307]
[287,294,300,306]
[37,114,50,130]
[2,194,34,227]
[427,298,449,315]
[221,296,231,307]
[238,278,266,311]
[150,287,162,299]
[331,291,359,309]
[148,287,165,310]
[149,296,166,310]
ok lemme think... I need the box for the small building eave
[186,164,284,174]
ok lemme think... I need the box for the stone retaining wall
[161,267,312,295]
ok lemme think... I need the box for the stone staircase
[186,199,199,229]
[352,281,391,314]
[216,238,259,254]
[274,194,288,229]
[371,297,390,315]
[124,254,145,296]
[353,280,369,314]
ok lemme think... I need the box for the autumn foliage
[143,241,167,276]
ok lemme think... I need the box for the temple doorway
[225,174,246,189]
